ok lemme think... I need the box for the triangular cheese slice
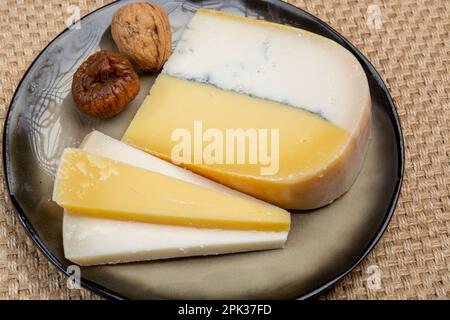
[53,143,290,232]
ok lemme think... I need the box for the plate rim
[2,0,404,300]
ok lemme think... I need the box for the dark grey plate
[3,0,404,299]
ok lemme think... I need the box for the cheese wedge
[62,131,288,265]
[64,212,288,265]
[53,148,290,231]
[123,9,371,209]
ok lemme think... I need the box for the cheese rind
[62,131,288,266]
[53,148,290,231]
[123,9,371,209]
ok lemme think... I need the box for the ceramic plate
[3,0,404,299]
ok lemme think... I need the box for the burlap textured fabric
[0,0,448,299]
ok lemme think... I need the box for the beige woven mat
[0,0,448,300]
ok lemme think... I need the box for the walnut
[111,2,172,72]
[72,50,140,118]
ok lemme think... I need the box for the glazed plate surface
[3,0,403,299]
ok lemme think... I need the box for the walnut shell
[72,50,140,118]
[111,2,172,72]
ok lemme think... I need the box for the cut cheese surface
[123,9,371,209]
[62,131,288,265]
[164,8,369,131]
[124,74,350,179]
[53,147,290,231]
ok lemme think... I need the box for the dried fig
[72,50,140,118]
[111,2,172,72]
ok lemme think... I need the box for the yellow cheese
[122,9,371,209]
[124,73,349,184]
[53,148,290,231]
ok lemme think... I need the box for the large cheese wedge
[123,9,371,209]
[62,131,288,265]
[53,148,290,231]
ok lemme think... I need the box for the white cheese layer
[63,131,288,266]
[163,9,369,131]
[64,213,287,265]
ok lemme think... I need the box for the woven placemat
[0,0,448,300]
